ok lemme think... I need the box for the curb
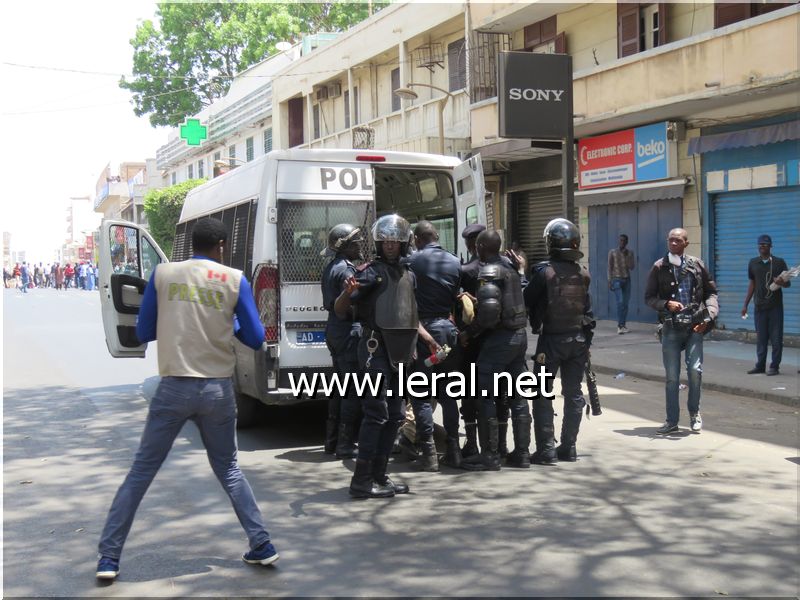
[591,364,799,408]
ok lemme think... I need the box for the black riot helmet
[544,218,584,261]
[323,223,364,257]
[372,214,412,258]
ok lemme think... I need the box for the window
[212,152,221,178]
[313,104,320,139]
[523,16,566,54]
[246,136,254,162]
[263,127,273,154]
[197,159,204,179]
[344,87,360,129]
[171,172,177,185]
[187,163,193,179]
[618,2,665,58]
[391,68,401,112]
[228,144,236,167]
[448,39,467,92]
[714,2,791,28]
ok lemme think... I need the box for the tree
[142,179,205,258]
[121,2,383,127]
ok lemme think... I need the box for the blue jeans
[98,377,271,559]
[610,277,631,327]
[661,325,703,425]
[412,317,461,440]
[754,304,783,371]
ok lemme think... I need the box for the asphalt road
[3,287,798,597]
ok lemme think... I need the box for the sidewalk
[528,320,800,406]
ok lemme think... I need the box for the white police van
[99,148,485,426]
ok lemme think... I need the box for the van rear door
[274,161,374,373]
[453,154,486,259]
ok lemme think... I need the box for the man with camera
[645,228,719,435]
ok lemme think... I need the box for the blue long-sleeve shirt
[136,256,264,350]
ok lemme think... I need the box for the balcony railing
[301,89,470,152]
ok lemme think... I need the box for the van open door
[98,220,167,357]
[453,154,486,261]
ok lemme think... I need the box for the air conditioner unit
[328,82,342,98]
[315,87,328,101]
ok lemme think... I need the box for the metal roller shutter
[511,187,576,265]
[713,187,800,334]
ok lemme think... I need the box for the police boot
[324,418,338,455]
[461,418,501,471]
[461,422,479,458]
[506,415,531,469]
[497,419,509,458]
[442,436,462,469]
[372,454,409,494]
[335,422,358,459]
[418,436,440,472]
[556,413,582,462]
[531,423,558,465]
[349,458,395,499]
[397,432,420,462]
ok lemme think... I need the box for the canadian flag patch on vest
[207,269,227,283]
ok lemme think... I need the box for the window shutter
[618,2,641,58]
[540,16,557,42]
[657,3,667,46]
[714,2,752,28]
[448,39,467,92]
[554,31,567,54]
[524,22,542,49]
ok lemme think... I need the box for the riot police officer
[459,230,530,471]
[320,223,364,458]
[334,214,438,498]
[407,220,462,470]
[524,218,594,464]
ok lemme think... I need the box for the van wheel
[235,391,261,429]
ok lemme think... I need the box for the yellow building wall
[557,3,617,71]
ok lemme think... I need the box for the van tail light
[253,263,280,343]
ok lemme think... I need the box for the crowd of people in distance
[4,261,99,292]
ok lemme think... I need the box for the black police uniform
[348,258,416,497]
[460,256,529,471]
[524,257,593,463]
[407,241,462,468]
[321,254,363,457]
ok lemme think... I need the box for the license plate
[296,331,325,344]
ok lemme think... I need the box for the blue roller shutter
[713,187,800,334]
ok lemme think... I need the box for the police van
[99,148,485,426]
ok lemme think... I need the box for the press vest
[153,259,242,378]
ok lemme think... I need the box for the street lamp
[394,82,453,155]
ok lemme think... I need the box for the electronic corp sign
[578,122,676,190]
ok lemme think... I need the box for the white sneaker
[620,326,629,334]
[690,414,702,433]
[617,327,624,334]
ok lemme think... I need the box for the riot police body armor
[460,230,530,471]
[334,214,416,498]
[524,218,594,464]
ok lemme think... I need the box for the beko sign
[499,52,572,139]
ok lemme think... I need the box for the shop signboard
[579,122,675,190]
[498,51,572,140]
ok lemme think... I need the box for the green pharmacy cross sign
[180,118,208,146]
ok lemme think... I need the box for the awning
[575,178,687,207]
[687,120,800,155]
[472,138,562,162]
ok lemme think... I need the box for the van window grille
[278,200,373,283]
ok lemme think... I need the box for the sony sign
[498,52,572,140]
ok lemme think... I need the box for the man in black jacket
[645,228,719,435]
